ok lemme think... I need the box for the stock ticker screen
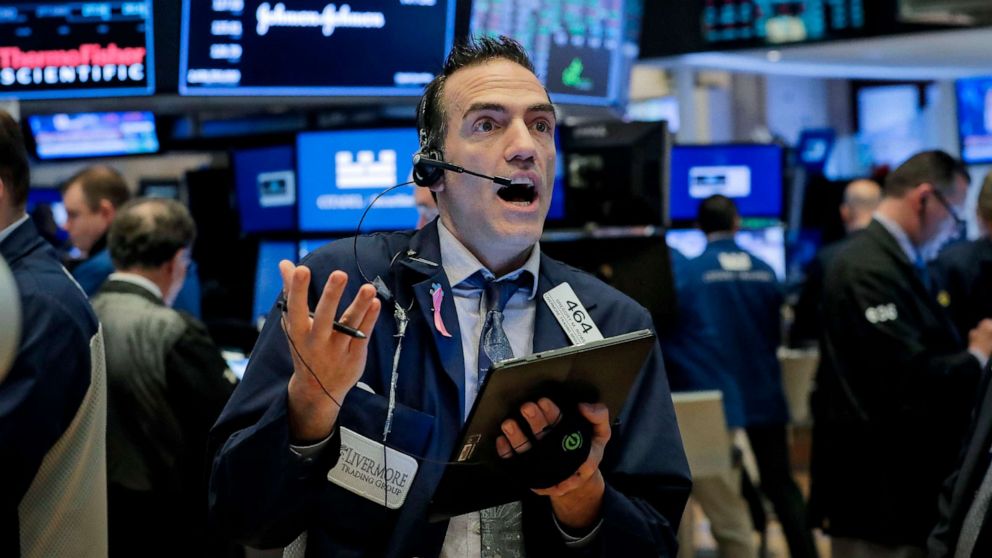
[470,0,640,107]
[0,1,154,100]
[701,0,865,46]
[180,0,455,95]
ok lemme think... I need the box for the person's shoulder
[15,259,97,338]
[301,230,417,273]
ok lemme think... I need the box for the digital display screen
[233,145,297,233]
[180,0,454,96]
[297,128,419,232]
[956,76,992,165]
[669,144,782,222]
[470,0,637,106]
[28,111,158,160]
[253,240,297,327]
[0,1,154,100]
[703,0,865,46]
[665,225,786,281]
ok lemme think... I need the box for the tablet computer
[428,329,656,521]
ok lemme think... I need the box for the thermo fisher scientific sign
[0,1,154,100]
[180,0,455,96]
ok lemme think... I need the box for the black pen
[276,299,367,339]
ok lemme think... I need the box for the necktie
[955,455,992,558]
[464,270,532,558]
[913,252,933,294]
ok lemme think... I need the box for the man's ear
[98,199,116,221]
[911,183,933,212]
[429,176,445,194]
[0,176,6,206]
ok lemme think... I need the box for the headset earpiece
[412,148,444,187]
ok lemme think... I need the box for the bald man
[791,178,882,346]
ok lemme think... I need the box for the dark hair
[60,165,131,211]
[697,195,739,235]
[884,150,969,198]
[0,110,30,208]
[109,198,195,270]
[418,35,538,152]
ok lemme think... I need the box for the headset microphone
[411,154,513,187]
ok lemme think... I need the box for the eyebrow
[462,102,558,119]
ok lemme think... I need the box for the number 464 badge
[543,283,604,345]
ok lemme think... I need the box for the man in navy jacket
[678,195,816,558]
[0,110,108,557]
[208,37,691,557]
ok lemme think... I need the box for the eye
[534,120,553,134]
[472,118,496,133]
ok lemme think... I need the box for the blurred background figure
[91,198,236,558]
[791,178,882,347]
[931,172,992,342]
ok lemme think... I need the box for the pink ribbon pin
[430,283,452,338]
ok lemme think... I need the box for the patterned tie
[465,270,532,558]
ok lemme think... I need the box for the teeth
[510,177,534,186]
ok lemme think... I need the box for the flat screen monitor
[665,225,786,281]
[179,0,455,96]
[561,121,669,227]
[26,187,70,248]
[253,240,297,327]
[139,178,181,200]
[233,145,297,233]
[957,76,992,165]
[0,1,154,100]
[297,128,419,233]
[469,0,639,107]
[796,128,836,169]
[27,111,159,160]
[669,144,783,223]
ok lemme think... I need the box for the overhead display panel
[180,0,455,96]
[702,0,865,46]
[469,0,640,107]
[0,1,154,100]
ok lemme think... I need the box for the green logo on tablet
[563,432,583,451]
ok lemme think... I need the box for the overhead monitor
[796,128,836,170]
[700,0,866,46]
[665,225,786,281]
[561,120,669,227]
[669,144,783,223]
[233,145,297,233]
[0,1,154,100]
[27,111,159,160]
[297,128,419,233]
[253,240,297,328]
[469,0,641,107]
[180,0,455,96]
[956,75,992,165]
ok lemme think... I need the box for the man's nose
[503,119,537,163]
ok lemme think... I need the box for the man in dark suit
[929,361,992,557]
[809,150,992,557]
[932,171,992,342]
[208,36,691,557]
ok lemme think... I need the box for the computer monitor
[469,0,641,108]
[27,111,159,160]
[253,240,297,328]
[665,225,786,281]
[957,76,992,165]
[669,144,783,223]
[796,128,836,170]
[297,128,419,233]
[26,188,70,248]
[561,121,670,227]
[139,178,181,200]
[233,145,297,233]
[180,0,454,96]
[0,1,155,100]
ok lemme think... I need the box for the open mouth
[496,178,537,205]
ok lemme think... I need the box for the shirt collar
[872,212,921,264]
[0,214,30,245]
[437,220,540,300]
[108,272,164,301]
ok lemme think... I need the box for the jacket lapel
[400,222,467,417]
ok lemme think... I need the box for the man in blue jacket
[0,110,108,557]
[208,36,691,557]
[679,195,816,558]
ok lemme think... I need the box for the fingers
[279,261,311,338]
[579,403,611,444]
[330,283,381,352]
[311,271,347,338]
[500,418,531,454]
